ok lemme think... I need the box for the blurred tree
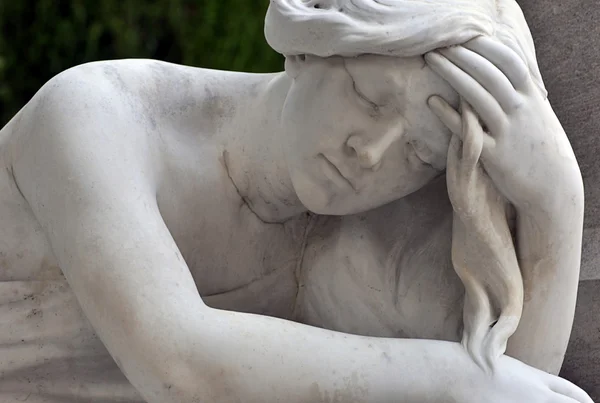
[0,0,284,124]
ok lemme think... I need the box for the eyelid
[410,140,441,169]
[352,81,380,112]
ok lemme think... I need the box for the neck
[220,72,307,223]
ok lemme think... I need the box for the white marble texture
[0,0,594,402]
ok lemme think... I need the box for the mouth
[318,154,357,191]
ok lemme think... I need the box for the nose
[346,124,404,170]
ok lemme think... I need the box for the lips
[319,153,357,191]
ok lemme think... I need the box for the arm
[425,36,585,375]
[443,95,584,374]
[445,100,524,370]
[506,162,584,374]
[9,71,468,403]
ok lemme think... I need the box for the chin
[302,193,380,216]
[297,192,336,215]
[294,185,352,216]
[308,204,357,216]
[295,185,392,216]
[327,190,416,216]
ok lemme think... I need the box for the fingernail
[425,52,441,62]
[427,95,442,108]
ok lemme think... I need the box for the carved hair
[265,0,546,97]
[265,0,537,370]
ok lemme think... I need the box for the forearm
[161,307,471,403]
[506,177,584,374]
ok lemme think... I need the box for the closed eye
[410,140,432,165]
[410,140,444,171]
[352,81,380,113]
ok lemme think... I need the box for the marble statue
[0,0,594,402]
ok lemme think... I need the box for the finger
[549,377,594,403]
[446,133,462,198]
[446,133,462,181]
[428,95,462,137]
[439,46,521,111]
[425,51,505,133]
[464,36,531,91]
[460,100,484,169]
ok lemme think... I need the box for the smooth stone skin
[520,1,600,399]
[0,0,595,401]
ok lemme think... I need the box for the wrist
[441,343,488,401]
[426,342,483,399]
[519,188,583,227]
[517,168,583,223]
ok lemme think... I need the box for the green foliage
[0,0,284,124]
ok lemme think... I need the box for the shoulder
[3,60,157,143]
[5,59,207,158]
[5,61,180,208]
[13,59,222,127]
[29,59,199,120]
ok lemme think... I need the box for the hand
[425,36,581,212]
[445,99,523,370]
[453,353,594,403]
[445,98,507,225]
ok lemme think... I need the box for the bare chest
[1,131,465,342]
[155,147,310,319]
[297,184,465,342]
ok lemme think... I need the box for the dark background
[0,0,284,125]
[0,0,598,400]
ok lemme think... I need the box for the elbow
[144,360,239,403]
[171,367,248,403]
[141,335,243,403]
[121,309,245,403]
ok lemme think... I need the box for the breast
[296,179,465,342]
[155,145,308,320]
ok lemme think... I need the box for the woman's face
[281,54,458,215]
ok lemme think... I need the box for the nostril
[344,143,356,158]
[346,135,381,170]
[346,135,361,155]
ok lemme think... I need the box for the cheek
[289,170,332,213]
[284,88,335,137]
[376,151,440,196]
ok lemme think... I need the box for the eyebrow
[354,81,381,110]
[341,60,382,111]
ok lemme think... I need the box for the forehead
[342,54,426,96]
[344,54,424,77]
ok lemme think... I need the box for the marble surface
[0,0,597,402]
[521,0,600,282]
[519,1,600,399]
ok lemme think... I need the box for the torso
[0,60,464,402]
[297,180,463,341]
